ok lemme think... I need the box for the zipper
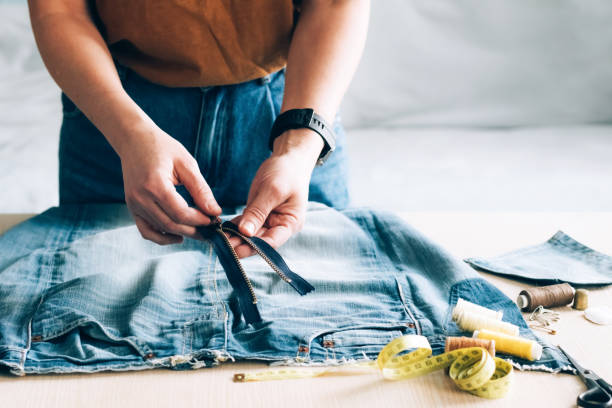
[215,225,258,305]
[225,227,292,284]
[198,218,314,325]
[220,221,314,296]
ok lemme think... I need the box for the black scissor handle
[578,384,612,408]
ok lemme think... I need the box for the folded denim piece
[465,231,612,285]
[0,204,571,375]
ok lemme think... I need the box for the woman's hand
[230,128,323,258]
[228,0,369,256]
[120,124,222,245]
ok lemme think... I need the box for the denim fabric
[58,64,349,209]
[465,231,612,285]
[0,203,570,375]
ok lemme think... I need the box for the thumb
[240,189,277,237]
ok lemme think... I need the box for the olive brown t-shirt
[94,1,295,87]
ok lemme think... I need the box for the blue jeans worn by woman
[58,65,349,209]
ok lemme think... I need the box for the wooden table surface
[1,212,611,408]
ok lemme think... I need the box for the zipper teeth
[216,228,258,304]
[222,227,293,284]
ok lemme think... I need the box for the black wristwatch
[269,108,336,165]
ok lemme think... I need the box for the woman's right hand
[28,1,222,245]
[119,124,221,245]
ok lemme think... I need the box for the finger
[154,181,213,227]
[133,214,183,245]
[130,195,189,236]
[240,189,279,237]
[175,159,222,216]
[230,224,269,258]
[228,235,242,248]
[146,200,199,238]
[234,244,256,259]
[258,224,293,249]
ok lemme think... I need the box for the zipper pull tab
[197,216,223,239]
[210,216,222,228]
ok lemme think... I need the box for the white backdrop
[342,0,612,128]
[0,1,611,213]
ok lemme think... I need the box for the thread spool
[453,308,519,336]
[452,298,503,321]
[572,289,589,311]
[516,283,575,312]
[445,336,496,357]
[474,329,542,361]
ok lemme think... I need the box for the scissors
[558,346,612,408]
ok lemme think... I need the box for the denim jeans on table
[58,64,349,209]
[0,203,570,375]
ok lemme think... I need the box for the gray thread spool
[516,283,575,312]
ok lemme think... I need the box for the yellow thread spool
[573,289,589,311]
[473,329,542,361]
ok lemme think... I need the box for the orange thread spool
[445,336,496,357]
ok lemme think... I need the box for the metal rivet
[298,345,309,353]
[322,340,335,348]
[144,352,155,359]
[31,335,42,342]
[407,323,415,328]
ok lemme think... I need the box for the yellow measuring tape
[234,335,513,399]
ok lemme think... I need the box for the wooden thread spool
[516,283,575,312]
[474,329,542,361]
[452,298,503,321]
[453,308,519,336]
[572,289,589,311]
[445,336,495,357]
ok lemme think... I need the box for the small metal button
[144,352,155,360]
[298,345,309,353]
[258,75,271,85]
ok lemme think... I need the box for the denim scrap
[465,231,612,285]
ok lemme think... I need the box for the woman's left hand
[230,128,323,258]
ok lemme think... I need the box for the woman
[28,0,369,257]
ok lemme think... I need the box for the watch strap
[269,109,336,165]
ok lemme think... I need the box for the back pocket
[443,277,528,336]
[28,317,149,367]
[306,323,412,361]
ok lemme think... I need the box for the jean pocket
[29,317,150,366]
[443,277,528,336]
[306,323,411,361]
